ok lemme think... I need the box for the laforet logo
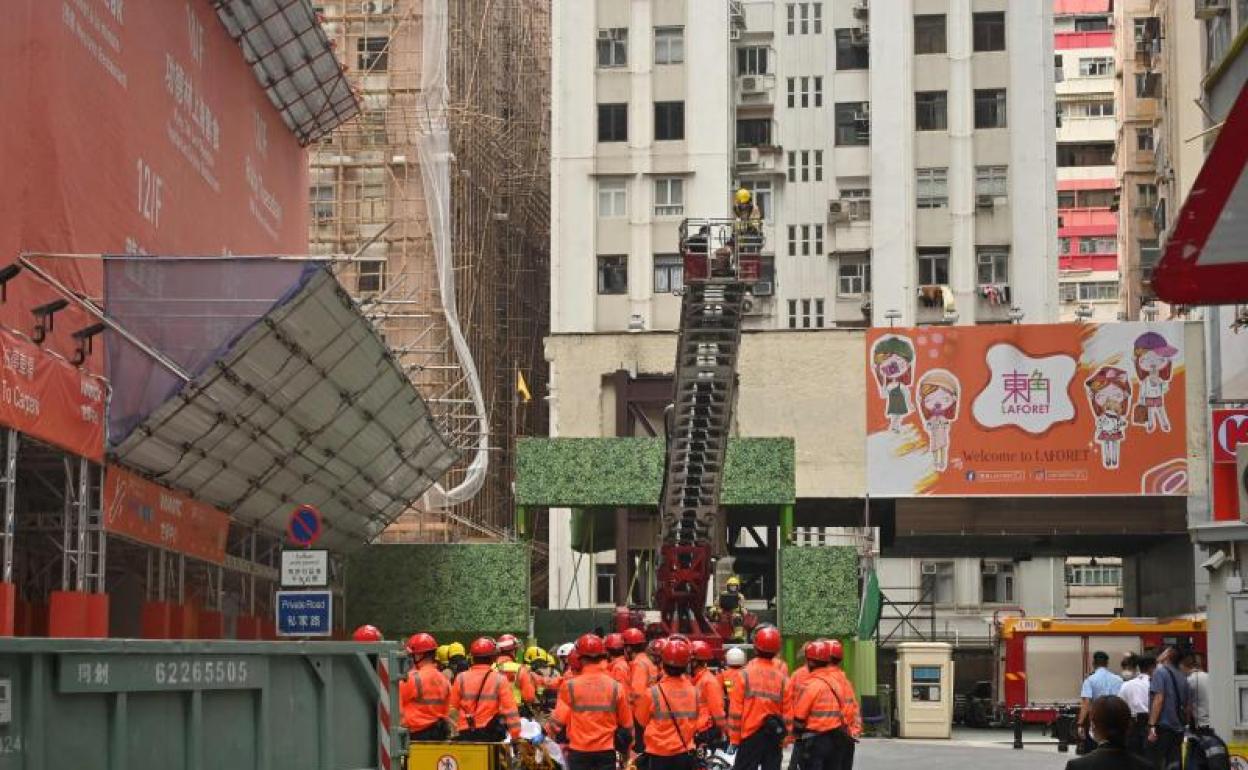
[973,344,1076,434]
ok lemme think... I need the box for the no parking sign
[287,504,323,548]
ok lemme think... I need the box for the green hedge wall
[515,437,795,507]
[779,546,859,637]
[346,543,529,637]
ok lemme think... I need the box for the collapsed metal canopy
[96,259,458,553]
[212,0,360,145]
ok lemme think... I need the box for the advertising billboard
[102,465,230,564]
[866,322,1188,497]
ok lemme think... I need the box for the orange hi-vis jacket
[720,667,744,704]
[609,656,631,688]
[728,656,791,744]
[793,666,859,736]
[546,661,632,752]
[692,667,727,733]
[496,655,538,705]
[448,664,522,739]
[786,666,814,707]
[827,666,862,737]
[635,674,717,756]
[629,654,659,703]
[400,661,451,732]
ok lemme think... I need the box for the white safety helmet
[556,642,575,660]
[725,647,747,667]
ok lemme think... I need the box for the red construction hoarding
[0,327,105,461]
[0,0,310,455]
[1212,408,1248,521]
[102,465,230,565]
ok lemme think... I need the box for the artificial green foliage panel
[514,437,795,507]
[779,546,859,637]
[346,544,529,637]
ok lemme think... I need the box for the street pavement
[779,728,1074,769]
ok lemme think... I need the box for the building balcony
[975,284,1014,322]
[736,74,776,110]
[1054,30,1114,49]
[916,285,955,324]
[1058,206,1118,233]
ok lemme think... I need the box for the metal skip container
[0,638,405,770]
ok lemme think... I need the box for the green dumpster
[0,638,404,770]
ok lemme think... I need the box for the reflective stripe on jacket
[635,675,702,756]
[448,664,521,738]
[629,654,659,703]
[400,661,451,731]
[793,668,846,734]
[727,656,791,744]
[496,658,537,704]
[546,662,631,752]
[693,667,726,732]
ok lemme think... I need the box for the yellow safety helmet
[727,575,741,588]
[735,188,752,205]
[524,646,543,664]
[435,645,450,665]
[447,641,466,659]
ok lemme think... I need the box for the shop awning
[95,257,457,553]
[212,0,359,145]
[1153,81,1248,305]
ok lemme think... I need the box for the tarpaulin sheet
[103,464,230,564]
[0,327,106,462]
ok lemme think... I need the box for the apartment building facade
[1054,1,1121,322]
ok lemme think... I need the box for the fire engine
[995,614,1207,725]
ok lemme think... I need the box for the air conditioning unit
[361,0,392,14]
[741,76,759,93]
[921,563,939,575]
[976,194,995,209]
[1196,0,1229,19]
[736,147,760,166]
[852,0,869,19]
[828,200,850,223]
[751,280,773,297]
[982,562,999,574]
[1062,294,1077,304]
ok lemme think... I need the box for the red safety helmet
[352,625,383,642]
[754,626,781,654]
[576,633,606,658]
[469,637,499,658]
[662,639,692,668]
[605,633,625,653]
[690,640,715,662]
[497,633,520,654]
[622,627,646,646]
[648,638,667,658]
[406,632,437,655]
[827,639,844,661]
[567,649,583,673]
[805,640,831,663]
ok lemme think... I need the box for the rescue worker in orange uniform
[626,628,658,703]
[792,640,860,770]
[448,637,522,742]
[546,634,633,770]
[496,633,539,716]
[690,640,727,749]
[400,632,452,742]
[785,641,823,769]
[729,626,791,770]
[721,646,747,704]
[605,633,631,687]
[352,624,383,641]
[636,639,724,769]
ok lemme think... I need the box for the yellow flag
[516,370,532,403]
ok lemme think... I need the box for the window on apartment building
[653,254,684,294]
[597,256,628,294]
[1064,100,1114,118]
[1207,13,1234,71]
[597,178,627,218]
[1075,16,1111,31]
[737,118,773,146]
[977,248,1009,285]
[915,91,948,131]
[835,29,870,69]
[837,255,871,295]
[834,103,869,146]
[814,77,823,107]
[1139,238,1161,267]
[1057,142,1114,166]
[310,183,335,220]
[598,103,628,142]
[1136,127,1155,151]
[357,36,389,71]
[1059,282,1077,303]
[914,15,947,55]
[813,3,823,33]
[1058,191,1077,208]
[654,27,684,64]
[1154,198,1168,233]
[357,260,385,293]
[787,3,796,34]
[595,563,615,604]
[1133,17,1161,44]
[655,102,685,141]
[973,12,1005,52]
[813,150,823,181]
[1081,189,1116,207]
[916,168,948,209]
[1059,237,1072,255]
[981,561,1015,604]
[737,46,770,75]
[975,166,1008,198]
[786,76,822,108]
[841,187,871,220]
[918,249,950,286]
[1137,184,1159,212]
[360,109,388,146]
[654,177,684,216]
[1079,238,1117,255]
[742,181,773,219]
[974,89,1008,129]
[360,182,386,220]
[920,561,955,605]
[1066,564,1122,587]
[786,3,822,35]
[1135,72,1161,98]
[786,224,824,256]
[786,298,826,329]
[1078,57,1113,77]
[597,28,628,68]
[1079,281,1119,302]
[786,150,821,182]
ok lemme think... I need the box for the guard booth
[896,641,953,739]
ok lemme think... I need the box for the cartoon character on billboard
[1132,331,1178,434]
[1085,366,1132,470]
[871,335,916,432]
[917,369,960,471]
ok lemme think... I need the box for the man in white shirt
[1181,650,1210,730]
[1118,654,1155,756]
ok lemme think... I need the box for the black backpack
[1187,730,1231,770]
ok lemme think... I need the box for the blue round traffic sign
[287,504,323,547]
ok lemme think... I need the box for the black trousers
[735,729,783,770]
[456,725,504,743]
[795,731,854,770]
[408,722,449,742]
[646,754,698,770]
[567,749,618,770]
[1151,727,1184,770]
[1127,715,1150,759]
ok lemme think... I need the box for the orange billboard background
[866,323,1188,496]
[0,328,106,461]
[103,465,230,564]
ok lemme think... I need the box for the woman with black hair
[1065,696,1153,770]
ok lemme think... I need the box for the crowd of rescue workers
[352,623,861,770]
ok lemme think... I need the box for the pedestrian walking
[1079,651,1125,753]
[1146,647,1190,770]
[400,632,452,742]
[728,626,791,770]
[1180,650,1210,731]
[1064,695,1152,770]
[1118,655,1155,757]
[546,634,632,770]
